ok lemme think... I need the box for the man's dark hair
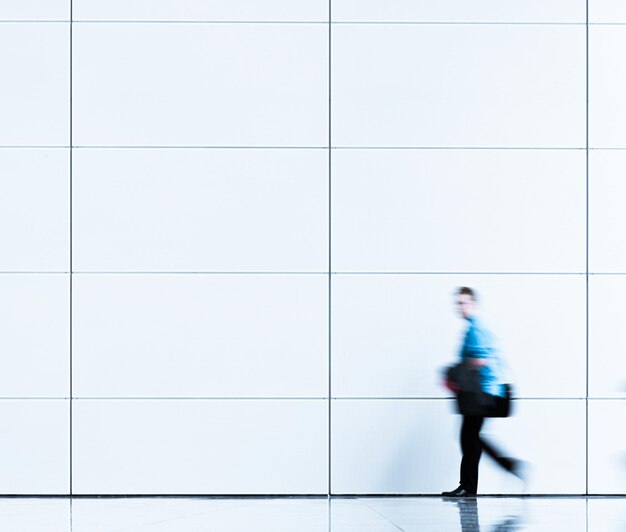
[457,286,477,301]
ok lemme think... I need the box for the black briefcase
[491,383,513,418]
[446,362,513,418]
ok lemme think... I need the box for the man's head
[455,287,477,320]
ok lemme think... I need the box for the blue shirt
[460,316,505,397]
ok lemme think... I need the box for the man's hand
[443,379,459,393]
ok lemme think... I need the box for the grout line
[0,271,614,276]
[69,0,73,497]
[0,20,70,23]
[331,397,589,401]
[0,396,612,401]
[0,493,614,498]
[328,0,333,498]
[332,146,587,150]
[0,146,625,151]
[333,21,586,25]
[584,398,626,401]
[585,0,590,497]
[0,146,72,149]
[0,271,597,275]
[329,272,587,276]
[0,272,71,275]
[72,397,331,401]
[0,145,599,150]
[586,272,626,276]
[14,145,626,150]
[10,493,331,498]
[70,146,329,149]
[73,20,328,24]
[0,20,590,25]
[327,496,331,532]
[69,272,331,275]
[0,398,72,401]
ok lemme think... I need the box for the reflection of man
[442,287,523,497]
[451,498,523,531]
[454,498,481,532]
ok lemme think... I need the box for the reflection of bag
[446,362,513,418]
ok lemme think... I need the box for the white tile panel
[478,400,586,494]
[0,24,69,146]
[332,275,586,399]
[73,24,328,147]
[0,500,69,531]
[332,25,585,148]
[331,399,460,494]
[0,149,69,271]
[588,400,626,494]
[341,498,463,532]
[0,275,69,397]
[66,498,593,532]
[589,152,626,273]
[0,1,69,20]
[332,150,586,273]
[72,149,328,272]
[589,276,626,398]
[72,274,328,397]
[331,499,408,531]
[72,399,328,494]
[73,499,329,532]
[590,1,626,23]
[588,499,626,529]
[333,0,585,23]
[331,399,585,494]
[73,0,327,22]
[0,400,69,494]
[361,498,586,532]
[589,27,626,147]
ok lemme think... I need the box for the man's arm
[465,327,492,368]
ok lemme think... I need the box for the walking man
[442,287,523,497]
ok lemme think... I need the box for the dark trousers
[460,416,515,494]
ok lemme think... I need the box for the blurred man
[442,287,523,497]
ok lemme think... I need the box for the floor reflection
[0,495,621,531]
[453,497,523,531]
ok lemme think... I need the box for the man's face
[456,294,476,319]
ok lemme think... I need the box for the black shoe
[441,486,475,497]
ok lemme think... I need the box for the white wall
[0,0,623,494]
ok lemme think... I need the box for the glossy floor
[0,496,621,531]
